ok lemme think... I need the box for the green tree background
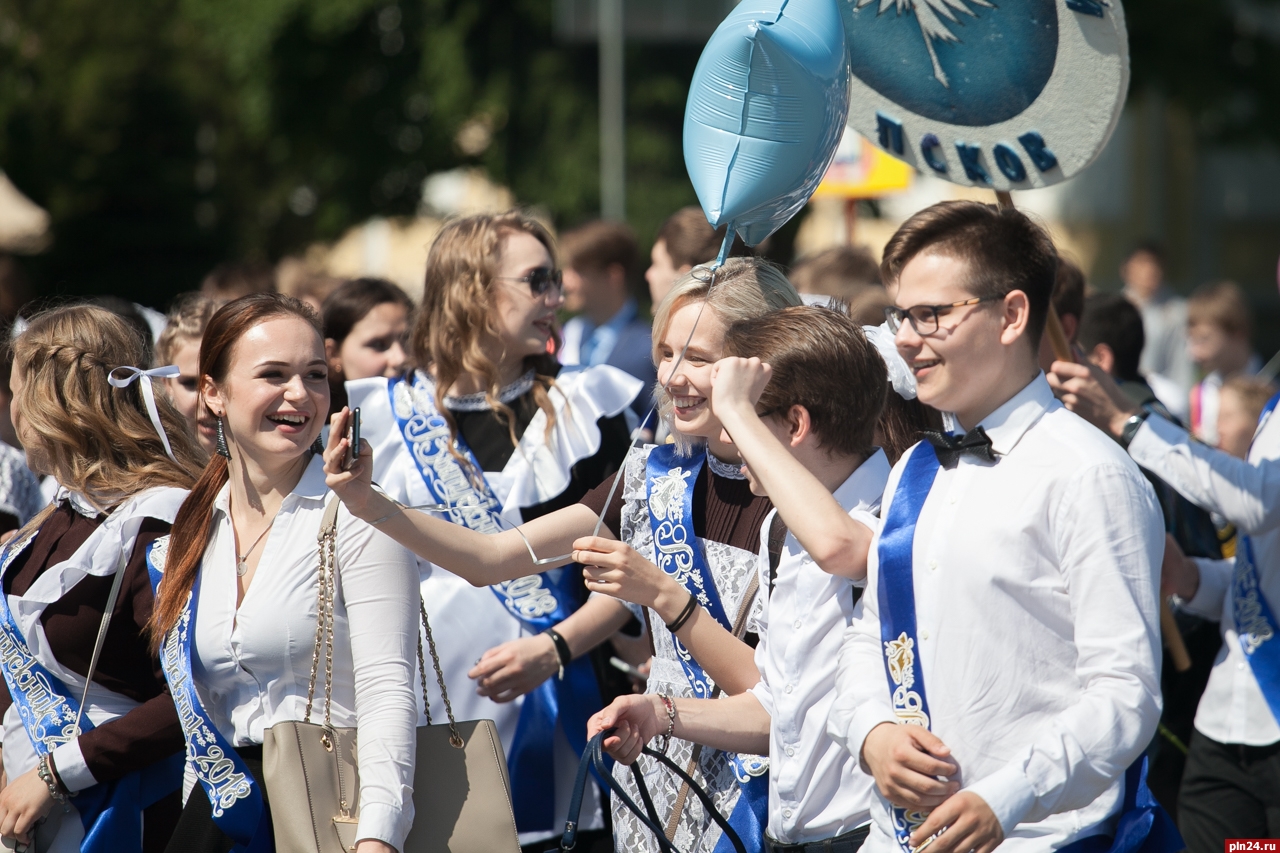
[0,0,1273,308]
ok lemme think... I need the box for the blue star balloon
[684,0,851,259]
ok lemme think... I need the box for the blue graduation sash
[645,443,768,853]
[0,527,183,853]
[875,444,942,850]
[1234,391,1280,723]
[878,443,1181,853]
[387,373,600,834]
[146,538,272,852]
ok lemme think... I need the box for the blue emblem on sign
[841,0,1128,190]
[846,0,1059,127]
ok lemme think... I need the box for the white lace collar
[706,452,746,480]
[442,370,537,412]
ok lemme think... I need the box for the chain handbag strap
[305,498,342,727]
[416,597,464,748]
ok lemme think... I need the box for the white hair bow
[108,365,181,463]
[863,323,917,401]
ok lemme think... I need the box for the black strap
[766,512,788,598]
[638,745,747,853]
[558,730,748,853]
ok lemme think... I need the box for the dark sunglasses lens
[528,268,562,295]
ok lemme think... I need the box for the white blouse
[190,454,420,849]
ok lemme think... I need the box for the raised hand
[709,357,772,422]
[1046,360,1139,439]
[322,408,378,520]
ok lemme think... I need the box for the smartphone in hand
[345,408,361,471]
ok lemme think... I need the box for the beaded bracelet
[38,753,69,809]
[657,694,677,754]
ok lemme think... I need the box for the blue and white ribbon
[1234,390,1280,724]
[108,365,180,463]
[0,528,182,853]
[646,443,768,853]
[387,373,599,834]
[875,444,942,851]
[146,538,272,852]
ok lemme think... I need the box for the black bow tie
[923,426,996,468]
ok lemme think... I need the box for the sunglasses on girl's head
[497,267,563,297]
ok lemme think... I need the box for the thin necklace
[233,499,281,578]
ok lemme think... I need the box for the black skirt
[163,746,268,853]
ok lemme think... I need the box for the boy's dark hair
[1053,256,1087,326]
[723,305,886,458]
[657,206,753,269]
[881,200,1058,348]
[1078,293,1145,382]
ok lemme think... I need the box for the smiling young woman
[325,256,802,853]
[341,212,646,851]
[149,294,419,853]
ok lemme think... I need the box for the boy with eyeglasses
[829,201,1177,853]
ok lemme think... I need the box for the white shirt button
[922,631,930,640]
[785,683,794,694]
[786,746,795,757]
[783,809,792,819]
[793,619,803,630]
[928,559,938,570]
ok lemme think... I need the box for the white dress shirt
[1129,403,1280,745]
[749,451,888,844]
[829,375,1165,850]
[191,455,420,849]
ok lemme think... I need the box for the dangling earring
[215,417,232,459]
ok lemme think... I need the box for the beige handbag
[404,597,520,853]
[263,498,521,853]
[263,498,362,853]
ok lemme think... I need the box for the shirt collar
[943,373,1056,457]
[56,488,102,519]
[832,448,891,511]
[213,452,329,516]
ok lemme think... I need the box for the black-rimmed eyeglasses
[496,267,563,297]
[883,294,1007,336]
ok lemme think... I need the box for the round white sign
[842,0,1129,190]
